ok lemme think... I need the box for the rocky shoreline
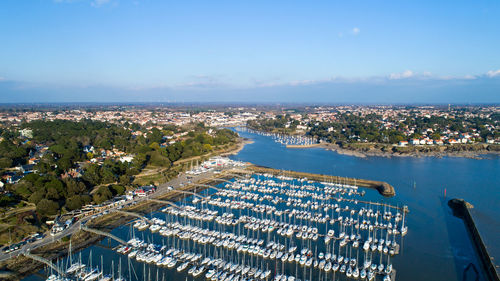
[320,143,500,159]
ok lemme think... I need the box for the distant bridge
[23,252,65,276]
[170,186,215,199]
[81,225,126,245]
[147,198,181,209]
[223,172,249,180]
[211,178,235,185]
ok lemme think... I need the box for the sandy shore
[221,138,253,156]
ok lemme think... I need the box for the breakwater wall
[228,165,396,197]
[448,198,500,281]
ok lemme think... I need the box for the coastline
[221,138,253,156]
[316,143,499,159]
[252,127,499,159]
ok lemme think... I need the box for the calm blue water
[229,130,500,281]
[22,130,499,281]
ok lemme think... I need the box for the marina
[38,172,407,281]
[21,129,499,281]
[238,128,317,147]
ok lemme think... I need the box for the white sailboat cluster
[114,173,407,281]
[47,251,126,281]
[45,172,406,281]
[237,127,316,146]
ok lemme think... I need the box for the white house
[119,155,134,163]
[410,139,420,145]
[398,141,408,147]
[19,128,33,138]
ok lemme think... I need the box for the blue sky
[0,0,499,103]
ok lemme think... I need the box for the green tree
[65,195,84,210]
[57,157,73,171]
[65,179,87,196]
[93,186,113,204]
[83,164,101,186]
[203,143,213,152]
[149,142,160,151]
[0,157,12,168]
[110,184,126,196]
[46,187,61,200]
[431,133,441,140]
[14,182,33,200]
[0,194,16,207]
[148,128,163,144]
[45,179,65,198]
[119,174,131,185]
[100,167,116,184]
[36,199,59,216]
[28,190,46,204]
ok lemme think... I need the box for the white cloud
[486,69,500,77]
[389,71,478,81]
[289,80,320,86]
[54,0,113,7]
[0,77,5,81]
[352,27,360,35]
[174,75,229,89]
[389,70,414,80]
[91,0,111,7]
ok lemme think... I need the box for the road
[0,164,244,263]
